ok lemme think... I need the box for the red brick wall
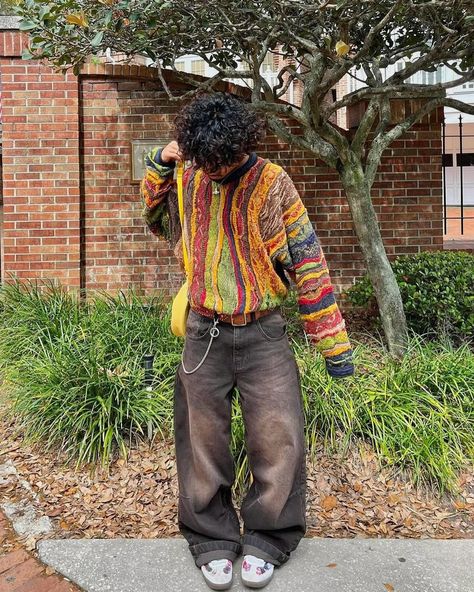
[0,30,444,305]
[80,74,182,293]
[1,32,81,286]
[259,106,443,287]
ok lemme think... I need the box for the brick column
[0,26,81,287]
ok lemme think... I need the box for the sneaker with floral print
[200,558,233,590]
[241,554,275,588]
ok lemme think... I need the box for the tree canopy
[17,1,474,168]
[0,0,21,15]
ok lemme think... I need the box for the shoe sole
[202,575,233,590]
[241,572,274,589]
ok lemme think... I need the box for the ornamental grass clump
[0,281,472,494]
[292,330,473,495]
[0,281,180,466]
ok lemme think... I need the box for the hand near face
[161,141,183,164]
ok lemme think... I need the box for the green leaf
[39,5,51,20]
[103,10,113,26]
[21,47,33,60]
[91,30,104,47]
[19,19,38,31]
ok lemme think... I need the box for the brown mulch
[1,405,473,552]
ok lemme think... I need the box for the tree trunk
[340,160,408,360]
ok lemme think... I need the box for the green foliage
[15,0,474,77]
[281,288,306,341]
[0,0,21,16]
[1,280,472,494]
[0,280,181,467]
[229,330,474,497]
[345,251,474,342]
[294,332,474,495]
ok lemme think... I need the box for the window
[421,68,442,85]
[261,53,275,73]
[191,60,206,76]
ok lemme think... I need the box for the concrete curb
[38,537,474,592]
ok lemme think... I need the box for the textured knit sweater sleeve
[266,169,354,378]
[140,147,177,241]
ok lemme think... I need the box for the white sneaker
[200,558,233,590]
[241,554,275,588]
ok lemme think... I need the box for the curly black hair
[174,93,265,173]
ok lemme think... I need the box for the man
[141,92,354,590]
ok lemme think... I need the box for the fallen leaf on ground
[322,495,338,511]
[0,405,472,546]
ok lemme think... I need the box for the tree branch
[251,99,307,127]
[351,99,378,156]
[265,114,315,156]
[353,0,405,62]
[365,97,445,187]
[442,98,474,116]
[323,69,473,116]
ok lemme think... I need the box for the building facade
[0,23,448,302]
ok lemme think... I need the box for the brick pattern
[0,511,80,591]
[0,30,444,302]
[259,110,443,294]
[0,53,81,286]
[0,30,27,58]
[80,77,182,294]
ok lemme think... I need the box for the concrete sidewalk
[37,538,473,592]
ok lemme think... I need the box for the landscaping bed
[0,277,473,554]
[1,398,472,552]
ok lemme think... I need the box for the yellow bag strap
[176,161,189,277]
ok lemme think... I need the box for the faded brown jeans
[173,308,307,568]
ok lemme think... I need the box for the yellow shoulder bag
[170,161,190,337]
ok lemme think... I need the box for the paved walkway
[0,511,80,592]
[2,506,473,592]
[37,537,473,592]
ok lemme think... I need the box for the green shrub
[345,250,474,342]
[0,281,180,466]
[229,327,474,496]
[1,280,472,494]
[280,288,305,341]
[294,331,474,494]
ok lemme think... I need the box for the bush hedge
[0,281,180,465]
[345,250,474,342]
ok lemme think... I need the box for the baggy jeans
[173,308,307,568]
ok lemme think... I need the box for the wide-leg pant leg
[173,311,241,567]
[235,311,307,566]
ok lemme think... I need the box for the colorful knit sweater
[141,149,354,377]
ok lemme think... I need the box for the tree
[16,0,474,359]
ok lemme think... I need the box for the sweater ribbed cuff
[153,148,176,169]
[325,359,355,378]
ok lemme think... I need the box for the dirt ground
[0,405,472,553]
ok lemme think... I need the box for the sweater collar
[207,152,258,185]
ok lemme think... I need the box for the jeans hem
[190,540,242,567]
[241,534,289,566]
